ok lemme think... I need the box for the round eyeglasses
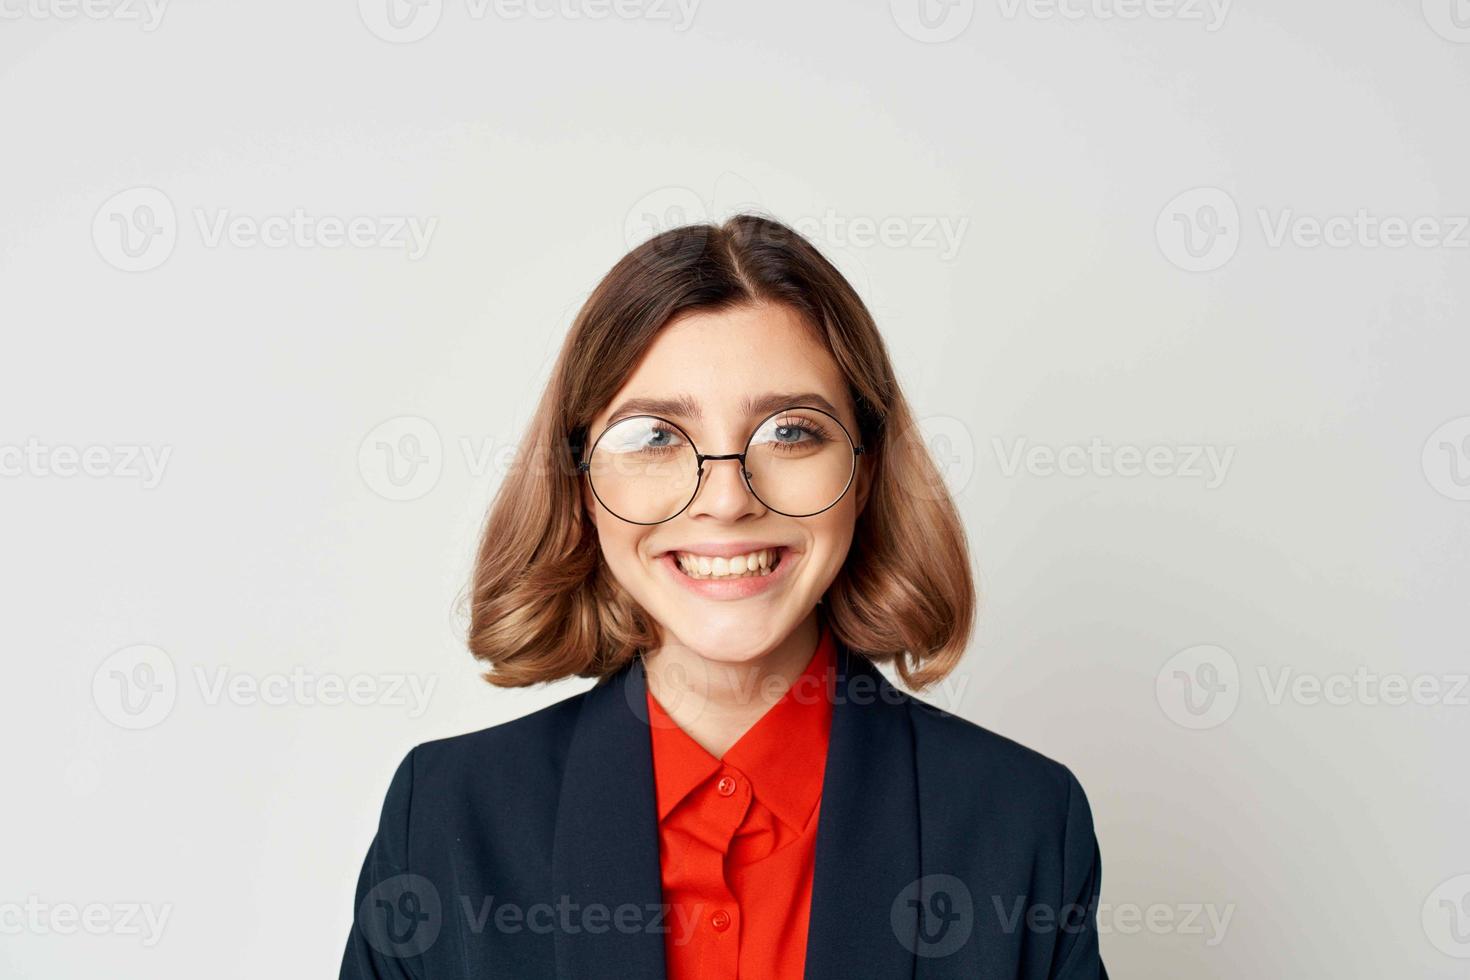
[576,405,865,525]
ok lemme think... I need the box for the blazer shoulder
[410,681,591,778]
[902,688,1088,821]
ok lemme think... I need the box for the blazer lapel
[804,641,922,980]
[551,639,924,980]
[551,658,669,980]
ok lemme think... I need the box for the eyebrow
[604,391,843,425]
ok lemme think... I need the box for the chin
[663,615,787,663]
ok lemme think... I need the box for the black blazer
[340,639,1108,979]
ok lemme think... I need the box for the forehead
[593,303,853,431]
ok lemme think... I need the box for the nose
[686,454,763,520]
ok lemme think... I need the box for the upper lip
[659,541,790,558]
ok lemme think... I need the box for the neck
[643,608,823,758]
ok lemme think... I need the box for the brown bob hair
[467,214,976,692]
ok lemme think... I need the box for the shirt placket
[695,763,753,978]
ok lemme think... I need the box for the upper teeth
[675,548,779,579]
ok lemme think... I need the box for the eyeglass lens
[584,406,857,524]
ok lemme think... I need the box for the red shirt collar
[645,619,836,832]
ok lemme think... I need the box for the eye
[599,416,691,455]
[644,424,681,449]
[758,415,833,451]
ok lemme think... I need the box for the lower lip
[657,548,796,601]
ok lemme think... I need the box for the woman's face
[581,302,870,665]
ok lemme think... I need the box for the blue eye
[757,416,832,452]
[775,424,807,443]
[599,417,691,456]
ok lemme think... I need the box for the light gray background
[3,0,1468,976]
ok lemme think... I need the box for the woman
[339,215,1108,979]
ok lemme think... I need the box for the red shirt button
[716,775,737,796]
[710,909,732,931]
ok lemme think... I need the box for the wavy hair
[466,214,976,691]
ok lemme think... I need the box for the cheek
[588,518,654,589]
[598,525,642,569]
[805,506,859,577]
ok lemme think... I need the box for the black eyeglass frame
[575,404,866,526]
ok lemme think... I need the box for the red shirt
[644,621,836,980]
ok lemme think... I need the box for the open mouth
[667,546,787,581]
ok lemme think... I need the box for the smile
[672,547,782,580]
[656,545,795,600]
